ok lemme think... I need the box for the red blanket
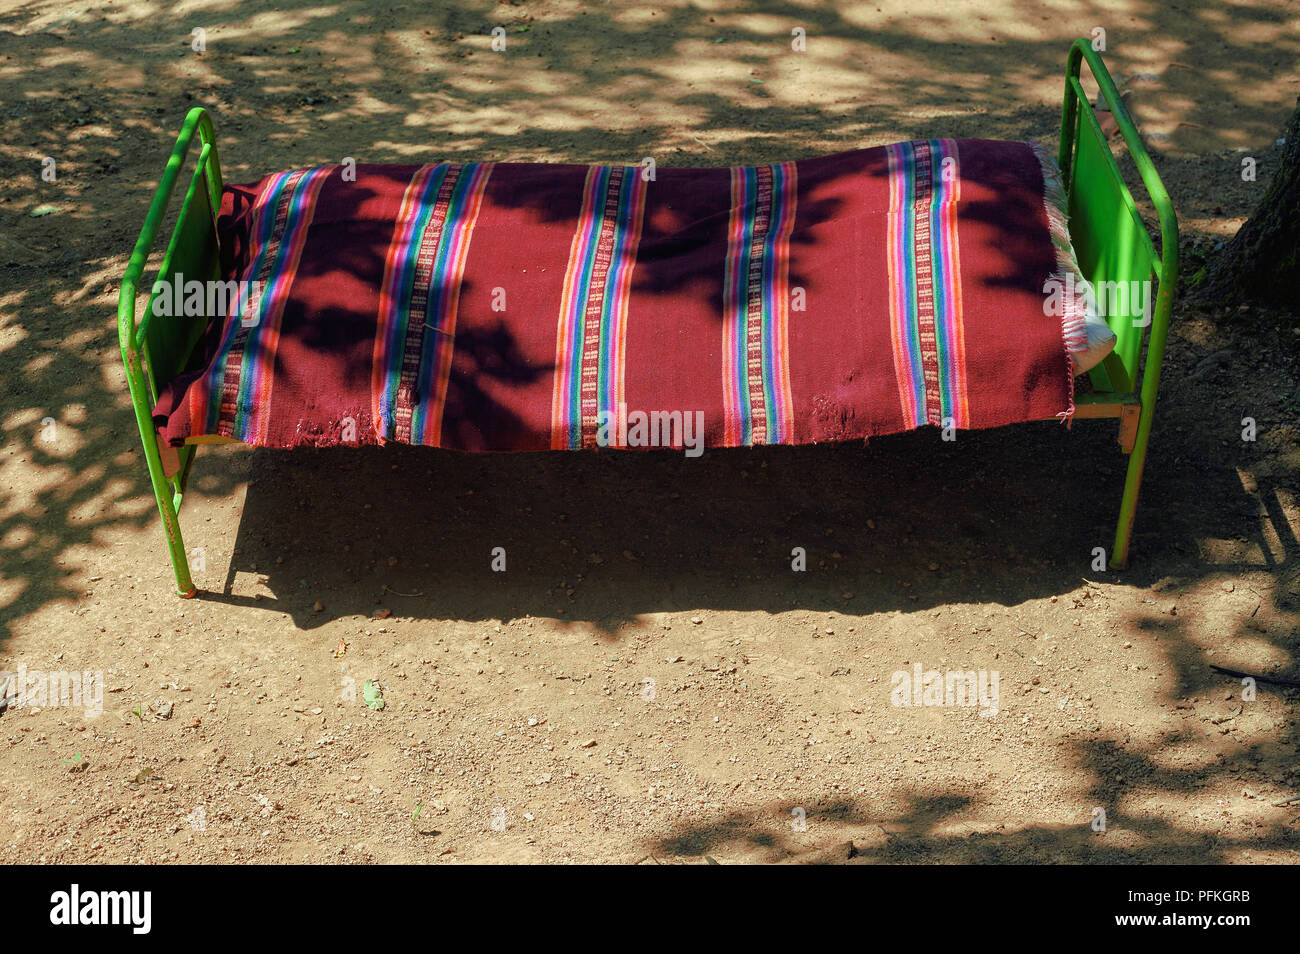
[151,139,1085,456]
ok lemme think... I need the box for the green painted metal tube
[117,107,220,597]
[1060,40,1179,569]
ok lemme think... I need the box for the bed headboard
[1057,39,1178,397]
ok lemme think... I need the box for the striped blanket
[151,139,1086,457]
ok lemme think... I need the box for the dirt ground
[1,0,1298,864]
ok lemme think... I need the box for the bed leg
[124,349,197,598]
[154,474,197,599]
[146,453,196,598]
[1110,399,1155,571]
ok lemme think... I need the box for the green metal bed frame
[117,39,1178,598]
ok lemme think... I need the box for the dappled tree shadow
[0,0,1297,862]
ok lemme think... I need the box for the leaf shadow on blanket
[176,165,848,450]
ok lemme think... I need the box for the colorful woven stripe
[550,165,648,450]
[721,162,797,446]
[372,162,493,445]
[201,165,331,443]
[885,139,968,429]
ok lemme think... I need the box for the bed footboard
[117,107,224,597]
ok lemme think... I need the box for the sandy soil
[0,0,1298,864]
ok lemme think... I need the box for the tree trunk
[1197,97,1300,309]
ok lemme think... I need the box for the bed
[118,40,1177,598]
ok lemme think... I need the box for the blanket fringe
[1031,140,1091,424]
